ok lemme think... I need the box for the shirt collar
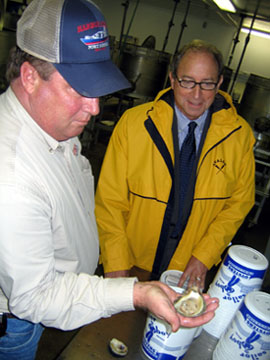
[174,104,209,133]
[8,87,69,152]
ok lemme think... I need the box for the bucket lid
[245,291,270,323]
[160,270,183,286]
[228,245,268,270]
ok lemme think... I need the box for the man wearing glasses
[95,39,255,290]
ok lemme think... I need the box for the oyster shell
[174,286,206,317]
[109,338,128,357]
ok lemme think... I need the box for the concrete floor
[36,133,270,360]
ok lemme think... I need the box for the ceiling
[204,0,270,30]
[3,0,270,35]
[230,0,270,20]
[142,0,270,29]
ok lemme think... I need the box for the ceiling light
[243,18,270,33]
[241,27,270,39]
[212,0,236,13]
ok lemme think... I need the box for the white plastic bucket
[141,269,202,360]
[203,245,268,338]
[160,270,202,340]
[213,291,270,360]
[159,269,189,289]
[141,286,199,360]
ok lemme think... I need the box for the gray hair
[171,39,224,80]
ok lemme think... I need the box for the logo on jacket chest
[213,158,226,174]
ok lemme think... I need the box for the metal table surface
[57,309,218,360]
[57,309,148,360]
[57,267,219,360]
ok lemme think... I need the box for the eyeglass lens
[178,79,216,90]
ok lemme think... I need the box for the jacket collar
[153,87,235,118]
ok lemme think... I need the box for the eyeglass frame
[176,78,218,91]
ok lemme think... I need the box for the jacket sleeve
[95,113,133,273]
[191,126,256,269]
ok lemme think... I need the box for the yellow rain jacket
[95,88,255,274]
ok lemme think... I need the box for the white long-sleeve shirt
[0,87,135,330]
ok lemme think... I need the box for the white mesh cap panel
[17,0,65,63]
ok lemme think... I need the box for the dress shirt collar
[174,104,209,133]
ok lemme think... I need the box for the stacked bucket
[213,290,270,360]
[140,245,269,360]
[203,245,269,360]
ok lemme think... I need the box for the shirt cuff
[103,277,138,316]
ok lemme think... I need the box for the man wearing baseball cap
[0,1,218,358]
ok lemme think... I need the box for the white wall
[96,0,270,80]
[230,32,270,78]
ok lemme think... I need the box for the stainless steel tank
[238,73,270,128]
[118,44,171,99]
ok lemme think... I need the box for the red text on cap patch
[77,21,106,33]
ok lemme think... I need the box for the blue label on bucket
[141,343,178,360]
[225,302,270,359]
[141,341,186,360]
[239,302,270,336]
[224,255,266,280]
[213,269,253,304]
[141,314,192,360]
[211,254,266,305]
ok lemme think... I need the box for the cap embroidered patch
[80,25,109,50]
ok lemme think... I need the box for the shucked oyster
[174,286,206,317]
[109,338,128,357]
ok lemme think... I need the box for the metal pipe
[118,1,130,54]
[229,0,262,95]
[174,0,191,55]
[123,0,140,46]
[119,0,140,60]
[162,0,180,52]
[227,14,245,67]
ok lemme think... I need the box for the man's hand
[178,256,208,290]
[105,270,129,278]
[133,281,218,332]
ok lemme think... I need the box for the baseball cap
[17,0,131,97]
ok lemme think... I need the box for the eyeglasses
[177,78,218,91]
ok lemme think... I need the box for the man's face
[170,50,223,120]
[29,70,99,141]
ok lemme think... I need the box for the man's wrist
[133,282,151,309]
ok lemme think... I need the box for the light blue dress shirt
[174,105,209,152]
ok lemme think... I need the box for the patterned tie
[173,121,197,237]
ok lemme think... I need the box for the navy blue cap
[17,0,131,97]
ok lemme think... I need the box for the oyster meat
[174,286,206,317]
[109,338,128,357]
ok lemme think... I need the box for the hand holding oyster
[133,281,218,332]
[174,286,206,317]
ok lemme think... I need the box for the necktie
[173,121,197,237]
[150,121,198,278]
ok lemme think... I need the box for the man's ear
[20,62,40,94]
[169,71,175,89]
[216,74,224,92]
